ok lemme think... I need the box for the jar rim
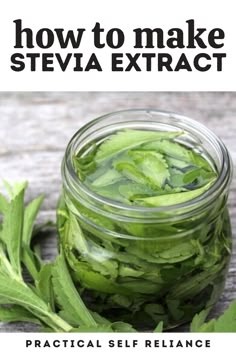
[62,109,233,218]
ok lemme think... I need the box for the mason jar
[58,109,233,330]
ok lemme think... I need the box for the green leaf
[21,246,41,281]
[190,308,211,332]
[165,156,190,169]
[118,183,154,200]
[95,129,183,163]
[167,263,223,300]
[52,250,97,327]
[119,278,161,294]
[36,264,55,311]
[0,194,8,214]
[91,169,123,187]
[169,167,205,188]
[115,162,150,185]
[153,321,164,333]
[22,195,44,246]
[72,262,130,296]
[0,184,74,332]
[0,274,48,314]
[166,299,184,320]
[143,140,211,170]
[135,181,215,207]
[214,300,236,332]
[0,305,41,324]
[145,304,167,323]
[130,151,170,188]
[182,168,202,184]
[3,181,28,199]
[1,183,26,276]
[195,319,216,332]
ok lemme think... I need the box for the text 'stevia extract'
[11,19,226,72]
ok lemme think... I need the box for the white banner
[0,0,235,91]
[0,333,233,353]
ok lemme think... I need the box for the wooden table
[0,92,235,332]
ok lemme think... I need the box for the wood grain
[0,92,235,332]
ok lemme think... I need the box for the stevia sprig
[0,182,137,332]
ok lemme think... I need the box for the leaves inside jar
[73,129,217,206]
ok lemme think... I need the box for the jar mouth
[62,109,233,218]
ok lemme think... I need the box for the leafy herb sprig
[0,182,136,332]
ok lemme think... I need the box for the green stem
[46,313,73,332]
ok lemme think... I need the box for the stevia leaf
[157,241,196,260]
[64,212,118,278]
[69,202,115,231]
[192,153,213,172]
[68,213,89,254]
[195,319,216,332]
[197,170,218,187]
[119,264,145,278]
[85,247,118,279]
[61,304,111,328]
[190,308,211,332]
[0,194,8,214]
[129,151,170,188]
[169,168,186,188]
[127,245,193,264]
[143,140,200,163]
[52,250,97,327]
[36,264,55,312]
[167,263,223,300]
[73,143,97,178]
[0,274,49,315]
[72,261,130,296]
[166,299,184,320]
[78,216,128,247]
[142,139,192,158]
[135,180,215,207]
[166,156,190,169]
[111,294,132,308]
[21,246,41,281]
[84,256,118,278]
[147,140,213,171]
[91,169,123,187]
[182,168,202,184]
[1,183,26,276]
[119,278,161,294]
[213,300,236,332]
[145,304,167,323]
[92,183,128,203]
[59,309,81,327]
[22,195,44,246]
[115,162,149,185]
[0,305,41,324]
[118,183,154,200]
[95,129,183,163]
[73,156,96,173]
[3,180,28,199]
[153,321,164,332]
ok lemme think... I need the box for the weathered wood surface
[0,92,235,332]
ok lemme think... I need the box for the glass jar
[58,109,233,330]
